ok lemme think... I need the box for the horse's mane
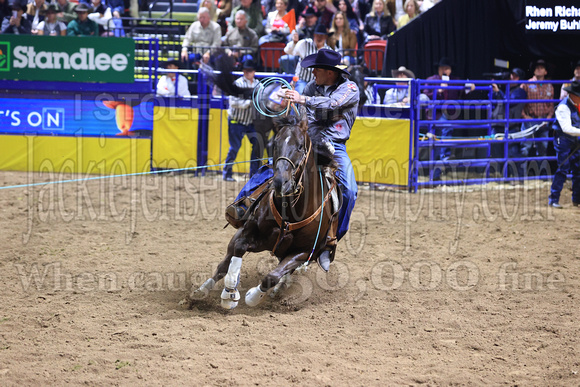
[273,115,337,169]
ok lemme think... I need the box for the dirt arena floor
[0,170,579,386]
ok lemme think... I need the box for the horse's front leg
[245,252,308,307]
[190,228,252,309]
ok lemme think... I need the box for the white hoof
[220,288,240,310]
[190,278,215,300]
[245,285,266,307]
[221,299,239,309]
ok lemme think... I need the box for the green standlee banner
[0,35,135,83]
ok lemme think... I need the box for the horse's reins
[269,136,336,256]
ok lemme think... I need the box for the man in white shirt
[156,60,191,98]
[549,81,580,208]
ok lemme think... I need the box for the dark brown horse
[190,115,339,309]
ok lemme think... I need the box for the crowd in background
[0,0,128,35]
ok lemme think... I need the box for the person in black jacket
[363,0,395,42]
[1,0,32,34]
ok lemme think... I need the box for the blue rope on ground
[0,158,269,191]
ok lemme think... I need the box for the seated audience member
[335,0,363,33]
[364,0,396,42]
[1,0,32,34]
[313,0,334,30]
[386,0,404,26]
[328,11,357,65]
[259,0,289,45]
[384,66,414,105]
[198,0,217,21]
[67,3,98,36]
[223,10,259,63]
[296,6,319,40]
[230,0,264,37]
[284,23,333,93]
[107,0,124,18]
[397,0,419,28]
[88,0,110,35]
[156,60,192,98]
[560,60,580,99]
[0,0,10,22]
[56,0,77,23]
[27,0,48,33]
[181,7,222,65]
[37,4,67,35]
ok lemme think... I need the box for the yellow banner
[152,106,199,170]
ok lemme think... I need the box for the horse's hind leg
[246,252,308,307]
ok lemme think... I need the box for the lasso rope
[252,77,299,117]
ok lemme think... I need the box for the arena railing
[409,78,565,191]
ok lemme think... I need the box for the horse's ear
[299,107,308,133]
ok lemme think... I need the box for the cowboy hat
[46,3,62,13]
[300,48,349,75]
[435,57,454,68]
[530,58,548,71]
[391,66,415,78]
[74,3,92,13]
[242,59,257,70]
[511,67,525,79]
[563,81,580,98]
[164,59,182,68]
[313,23,333,36]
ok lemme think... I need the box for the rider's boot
[225,197,253,229]
[318,228,338,273]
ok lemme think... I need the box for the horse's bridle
[273,135,312,198]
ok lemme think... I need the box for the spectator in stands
[56,0,77,24]
[216,0,232,35]
[284,23,333,94]
[328,11,357,65]
[364,0,396,42]
[223,59,261,181]
[397,0,419,28]
[259,0,289,45]
[384,66,414,105]
[181,7,222,65]
[37,4,67,35]
[560,60,580,99]
[67,3,98,36]
[521,59,555,158]
[88,0,109,35]
[548,81,580,208]
[156,59,192,98]
[107,0,124,18]
[230,0,264,37]
[27,0,48,34]
[0,0,10,24]
[198,0,217,21]
[336,0,363,33]
[297,6,319,40]
[386,0,404,26]
[223,10,259,63]
[1,0,31,34]
[313,0,334,30]
[422,57,464,178]
[416,0,436,12]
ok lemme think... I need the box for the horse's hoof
[190,278,216,300]
[221,299,239,309]
[245,285,266,307]
[190,288,208,300]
